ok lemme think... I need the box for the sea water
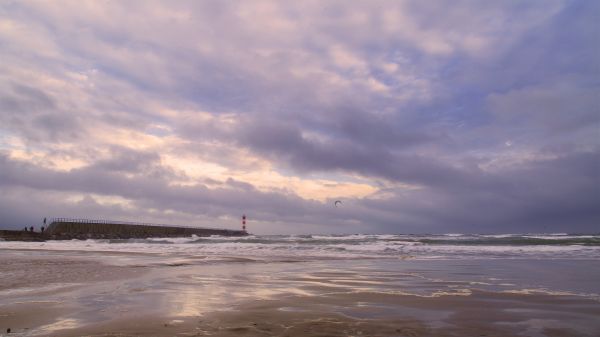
[1,233,599,260]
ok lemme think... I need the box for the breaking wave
[2,233,599,261]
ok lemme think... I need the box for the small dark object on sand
[7,328,11,333]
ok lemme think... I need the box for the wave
[418,237,600,246]
[2,233,600,261]
[96,234,600,249]
[188,234,600,246]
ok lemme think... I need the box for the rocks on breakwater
[0,220,248,241]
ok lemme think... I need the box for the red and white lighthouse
[242,214,247,232]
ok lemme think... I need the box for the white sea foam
[1,234,599,261]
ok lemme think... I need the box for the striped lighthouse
[242,214,246,232]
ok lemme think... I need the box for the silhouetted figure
[41,226,45,233]
[30,226,34,232]
[7,327,11,333]
[24,227,28,232]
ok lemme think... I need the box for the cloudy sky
[1,1,598,234]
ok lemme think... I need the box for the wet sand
[1,250,599,337]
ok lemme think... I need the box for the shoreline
[1,248,599,336]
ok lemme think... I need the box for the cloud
[0,0,598,233]
[488,84,598,136]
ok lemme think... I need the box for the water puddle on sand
[0,283,82,298]
[334,303,453,329]
[495,318,598,337]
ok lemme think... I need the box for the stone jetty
[0,218,248,241]
[0,229,45,241]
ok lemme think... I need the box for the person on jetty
[23,227,28,232]
[30,226,34,232]
[41,226,45,233]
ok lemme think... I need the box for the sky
[0,0,598,234]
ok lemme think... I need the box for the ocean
[2,232,600,261]
[1,233,600,336]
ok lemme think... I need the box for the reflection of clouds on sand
[157,266,318,317]
[33,318,82,335]
[160,274,235,317]
[144,261,488,324]
[163,290,217,317]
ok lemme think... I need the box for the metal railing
[49,217,243,232]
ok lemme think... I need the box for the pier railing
[49,217,241,232]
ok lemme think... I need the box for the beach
[2,0,599,334]
[1,234,600,336]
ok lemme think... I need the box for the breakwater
[0,229,45,241]
[1,218,248,241]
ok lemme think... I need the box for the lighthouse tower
[242,214,247,232]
